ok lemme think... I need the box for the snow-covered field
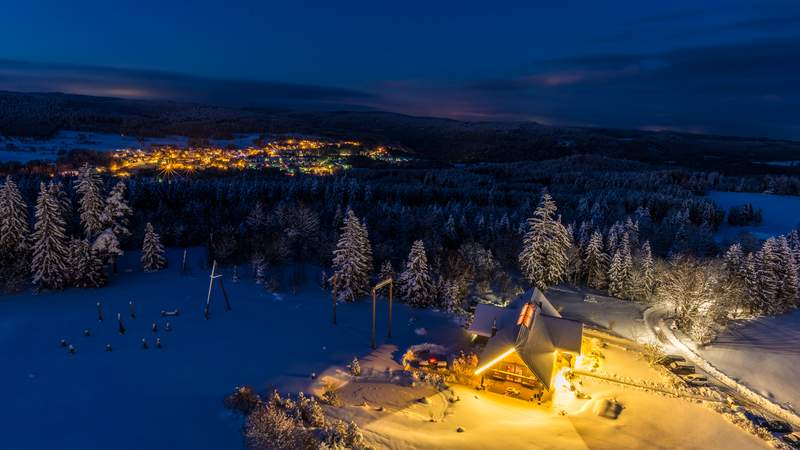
[321,334,767,449]
[0,131,263,162]
[695,311,800,414]
[708,190,800,241]
[0,251,778,450]
[0,249,466,450]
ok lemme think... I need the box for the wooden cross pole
[204,260,231,319]
[371,278,394,349]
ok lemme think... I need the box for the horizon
[1,1,799,140]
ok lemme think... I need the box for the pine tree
[637,241,656,301]
[518,192,572,290]
[582,231,608,289]
[75,164,105,239]
[31,182,69,291]
[397,240,435,307]
[0,176,30,258]
[329,210,372,301]
[756,238,781,314]
[777,236,799,310]
[68,238,107,288]
[743,252,759,313]
[103,181,132,240]
[608,234,633,300]
[0,176,31,287]
[722,243,744,277]
[379,260,395,281]
[141,222,166,272]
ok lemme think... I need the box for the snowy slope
[708,191,800,242]
[0,249,466,450]
[695,311,800,413]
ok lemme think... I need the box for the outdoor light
[474,347,516,375]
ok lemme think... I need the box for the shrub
[245,403,316,450]
[224,385,262,414]
[348,357,362,376]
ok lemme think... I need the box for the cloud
[0,59,374,109]
[373,38,800,139]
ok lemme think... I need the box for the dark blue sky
[1,0,799,139]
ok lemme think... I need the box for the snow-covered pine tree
[518,192,572,290]
[141,222,166,272]
[31,182,70,291]
[252,253,266,284]
[397,240,435,307]
[637,241,656,301]
[755,238,781,314]
[103,181,132,240]
[777,236,799,310]
[75,164,106,239]
[92,228,123,269]
[443,215,457,241]
[379,260,395,281]
[48,181,72,221]
[329,210,372,301]
[722,243,744,277]
[743,252,759,313]
[582,231,607,289]
[608,234,633,300]
[68,238,107,288]
[0,176,31,283]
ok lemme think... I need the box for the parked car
[680,374,708,387]
[783,431,800,448]
[658,354,686,366]
[767,420,792,433]
[668,361,695,374]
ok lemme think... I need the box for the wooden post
[219,275,232,311]
[370,278,393,348]
[204,260,216,320]
[371,289,377,349]
[388,282,393,339]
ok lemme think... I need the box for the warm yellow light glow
[474,347,516,375]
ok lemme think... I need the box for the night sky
[1,0,799,139]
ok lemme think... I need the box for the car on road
[767,420,792,433]
[783,431,800,448]
[680,373,708,387]
[668,361,695,374]
[658,354,686,366]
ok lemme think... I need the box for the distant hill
[2,90,799,173]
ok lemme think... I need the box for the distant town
[106,138,407,177]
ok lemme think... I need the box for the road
[643,305,800,429]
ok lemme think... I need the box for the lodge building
[468,289,583,400]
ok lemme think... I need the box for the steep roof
[473,288,583,389]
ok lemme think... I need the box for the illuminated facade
[469,289,583,395]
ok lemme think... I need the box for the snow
[320,332,768,449]
[544,285,651,342]
[0,248,465,450]
[0,131,263,162]
[0,252,782,449]
[695,310,800,415]
[708,191,800,241]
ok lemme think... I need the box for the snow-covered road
[643,305,800,428]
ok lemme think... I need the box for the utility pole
[371,278,394,349]
[204,260,231,320]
